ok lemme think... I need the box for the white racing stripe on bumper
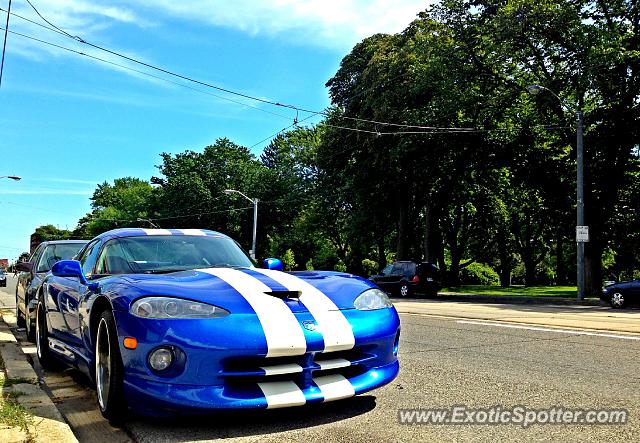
[198,268,307,357]
[258,381,306,409]
[315,358,351,371]
[260,363,303,376]
[253,269,355,352]
[313,374,355,402]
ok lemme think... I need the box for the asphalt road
[1,276,639,442]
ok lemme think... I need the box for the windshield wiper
[142,268,188,274]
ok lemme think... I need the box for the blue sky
[0,0,429,260]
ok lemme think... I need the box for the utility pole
[527,84,587,301]
[576,110,585,301]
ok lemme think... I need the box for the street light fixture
[527,84,586,301]
[224,189,259,260]
[0,175,21,180]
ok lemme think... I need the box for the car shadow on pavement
[127,395,377,440]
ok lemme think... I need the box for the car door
[17,244,45,315]
[48,240,101,345]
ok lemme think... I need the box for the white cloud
[14,1,429,52]
[5,1,430,87]
[132,0,430,50]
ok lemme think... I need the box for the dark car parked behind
[15,240,88,341]
[369,261,441,298]
[601,279,640,308]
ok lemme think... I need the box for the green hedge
[460,262,500,285]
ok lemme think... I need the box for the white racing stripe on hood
[252,269,355,352]
[198,268,306,357]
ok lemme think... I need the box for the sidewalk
[435,291,602,306]
[394,299,640,334]
[0,309,78,443]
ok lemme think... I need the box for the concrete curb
[0,311,78,443]
[430,292,602,306]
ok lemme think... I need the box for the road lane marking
[456,320,640,341]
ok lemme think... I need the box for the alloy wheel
[611,292,625,308]
[96,318,112,410]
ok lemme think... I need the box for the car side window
[29,244,45,264]
[405,263,416,277]
[78,240,101,278]
[391,263,404,275]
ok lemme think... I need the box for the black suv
[369,261,440,297]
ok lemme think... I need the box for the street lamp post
[224,189,259,261]
[527,84,586,301]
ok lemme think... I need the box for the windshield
[37,243,87,272]
[95,235,253,275]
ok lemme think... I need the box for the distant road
[0,274,17,310]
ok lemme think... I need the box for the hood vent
[265,290,301,300]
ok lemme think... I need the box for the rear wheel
[15,292,26,328]
[95,310,126,423]
[610,291,626,309]
[35,303,59,370]
[25,312,35,343]
[398,283,410,298]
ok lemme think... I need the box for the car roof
[94,228,228,242]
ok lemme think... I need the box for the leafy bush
[361,259,378,277]
[460,262,500,285]
[282,249,297,271]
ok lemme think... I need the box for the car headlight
[130,297,229,319]
[354,288,393,311]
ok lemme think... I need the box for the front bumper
[113,307,400,416]
[124,359,399,416]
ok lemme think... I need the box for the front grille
[220,347,373,388]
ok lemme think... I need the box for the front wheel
[95,310,126,422]
[610,291,626,309]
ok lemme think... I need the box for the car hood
[115,267,376,313]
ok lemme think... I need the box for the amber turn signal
[123,337,138,349]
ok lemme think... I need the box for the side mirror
[51,260,88,285]
[263,258,284,271]
[15,261,33,272]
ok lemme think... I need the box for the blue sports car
[36,228,400,420]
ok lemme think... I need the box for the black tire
[95,310,126,423]
[35,303,60,370]
[15,292,26,328]
[610,291,626,309]
[25,312,36,343]
[398,283,411,298]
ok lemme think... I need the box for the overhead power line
[14,1,487,132]
[0,0,11,88]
